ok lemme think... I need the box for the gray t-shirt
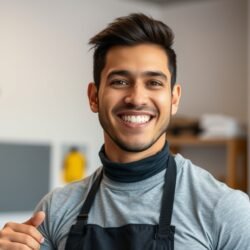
[35,154,250,250]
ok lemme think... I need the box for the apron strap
[157,154,176,240]
[73,170,103,231]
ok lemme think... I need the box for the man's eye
[148,80,164,87]
[110,80,129,87]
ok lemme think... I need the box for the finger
[0,230,41,250]
[0,240,31,250]
[3,223,44,244]
[24,211,46,228]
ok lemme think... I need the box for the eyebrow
[107,70,168,81]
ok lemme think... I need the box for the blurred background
[0,0,249,227]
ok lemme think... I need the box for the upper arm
[212,191,250,250]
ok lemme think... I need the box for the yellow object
[63,148,86,183]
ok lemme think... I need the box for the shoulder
[38,167,102,211]
[35,168,102,247]
[174,153,249,204]
[174,153,234,196]
[173,153,235,222]
[174,154,250,248]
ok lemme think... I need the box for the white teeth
[121,115,151,124]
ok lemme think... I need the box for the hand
[0,211,45,250]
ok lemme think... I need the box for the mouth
[120,114,151,124]
[116,111,156,127]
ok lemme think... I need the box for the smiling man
[89,43,180,162]
[1,13,250,250]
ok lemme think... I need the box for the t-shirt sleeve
[34,192,56,250]
[212,190,250,250]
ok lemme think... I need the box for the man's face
[88,44,181,158]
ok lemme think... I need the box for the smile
[121,115,151,124]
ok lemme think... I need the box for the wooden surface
[167,135,248,192]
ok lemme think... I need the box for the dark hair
[89,13,177,89]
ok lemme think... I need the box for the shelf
[167,135,248,192]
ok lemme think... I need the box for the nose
[124,83,148,106]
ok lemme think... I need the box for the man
[0,13,250,250]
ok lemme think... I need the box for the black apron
[65,155,177,250]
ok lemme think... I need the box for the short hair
[89,13,177,89]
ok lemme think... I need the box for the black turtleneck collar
[99,143,169,183]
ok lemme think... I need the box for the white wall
[0,0,160,227]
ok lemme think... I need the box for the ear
[87,82,98,113]
[171,84,181,115]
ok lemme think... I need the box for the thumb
[23,211,46,228]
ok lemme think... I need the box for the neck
[103,134,166,163]
[99,142,170,183]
